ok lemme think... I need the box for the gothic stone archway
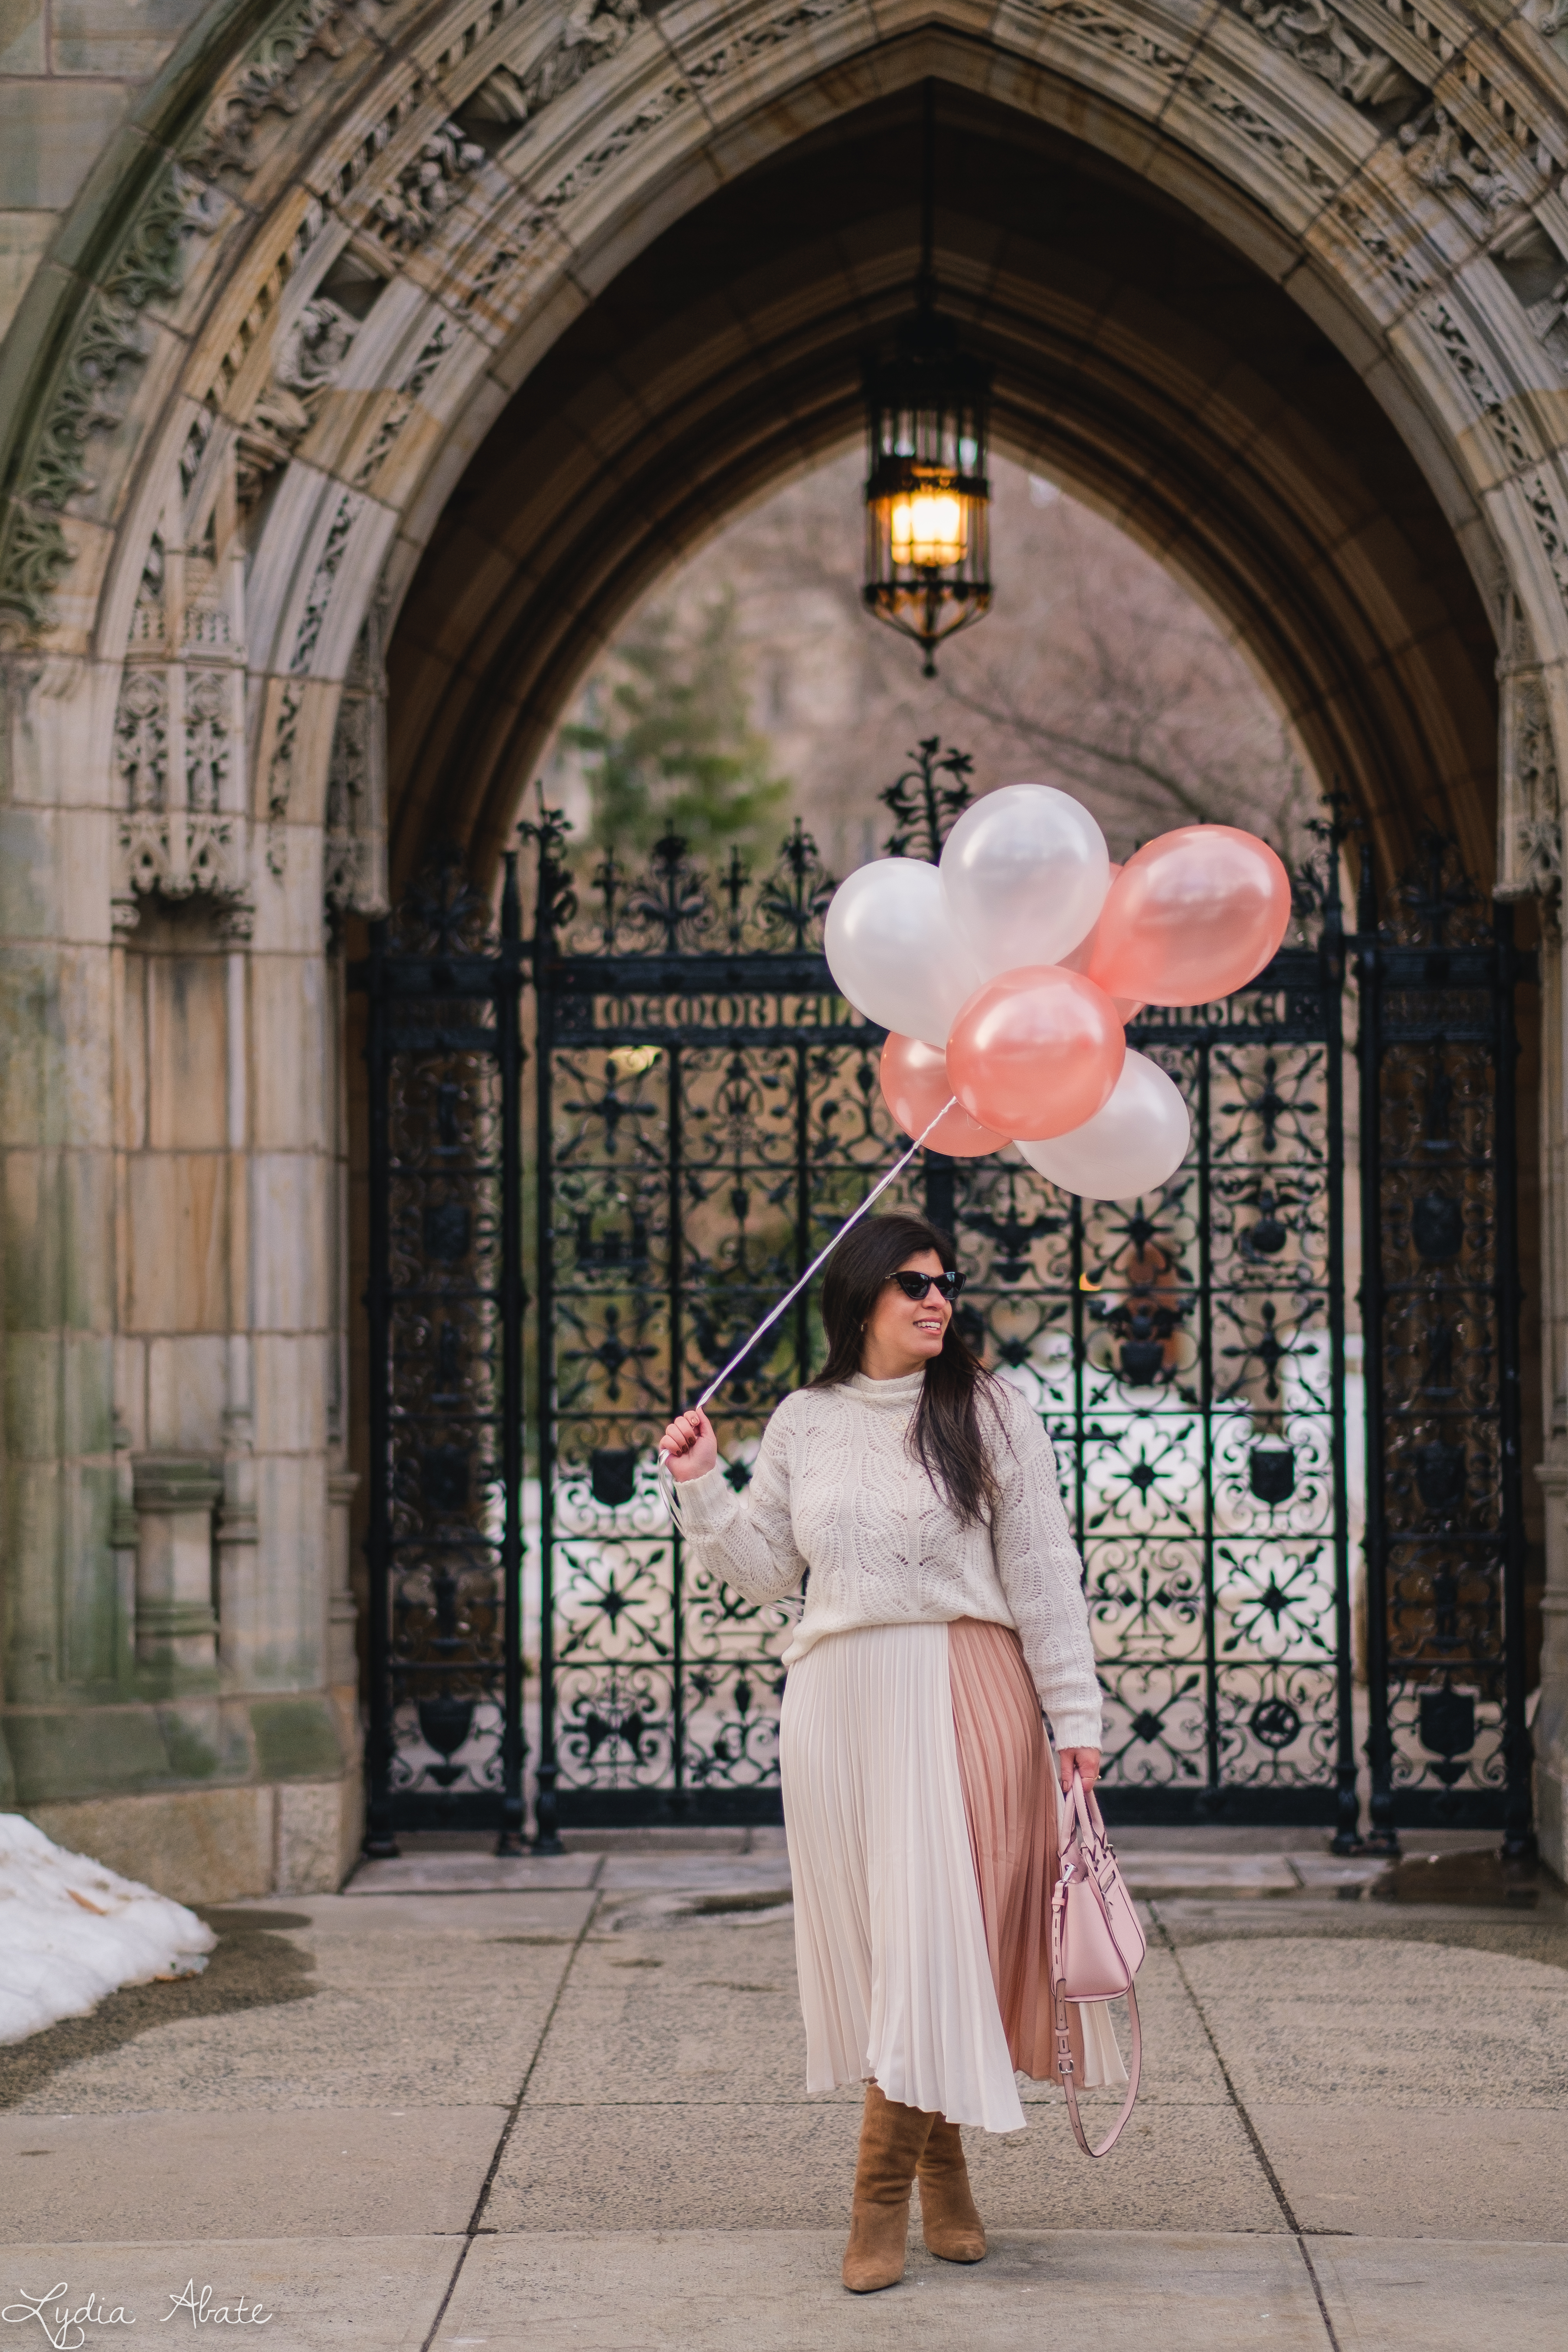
[1,0,1565,1892]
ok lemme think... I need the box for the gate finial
[879,737,974,860]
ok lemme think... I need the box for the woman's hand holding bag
[1050,1772,1146,2158]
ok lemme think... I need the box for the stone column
[0,660,120,1822]
[326,1464,362,1871]
[109,1411,138,1686]
[1537,1456,1568,1879]
[326,1469,360,1693]
[132,1455,222,1683]
[1534,915,1568,1881]
[217,942,258,1665]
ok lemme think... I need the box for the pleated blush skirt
[779,1617,1126,2133]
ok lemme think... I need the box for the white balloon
[940,783,1111,979]
[824,860,983,1049]
[1017,1050,1190,1200]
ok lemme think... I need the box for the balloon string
[656,1096,958,1514]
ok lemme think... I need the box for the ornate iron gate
[355,787,1535,1857]
[1356,841,1535,1854]
[358,855,528,1852]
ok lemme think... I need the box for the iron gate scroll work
[359,855,528,1851]
[355,795,1534,1854]
[1357,843,1535,1855]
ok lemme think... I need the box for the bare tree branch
[939,674,1220,826]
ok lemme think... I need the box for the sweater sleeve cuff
[671,1464,737,1531]
[1048,1707,1104,1751]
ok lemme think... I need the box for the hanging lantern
[861,85,993,677]
[863,316,992,676]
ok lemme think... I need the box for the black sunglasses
[886,1269,966,1302]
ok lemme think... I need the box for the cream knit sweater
[674,1368,1103,1750]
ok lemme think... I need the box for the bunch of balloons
[824,786,1291,1200]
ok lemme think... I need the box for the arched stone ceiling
[8,0,1568,941]
[391,76,1500,891]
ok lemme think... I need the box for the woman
[660,1211,1115,2294]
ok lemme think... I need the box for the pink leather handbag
[1050,1773,1145,2157]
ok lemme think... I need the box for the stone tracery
[16,0,1568,735]
[42,0,1565,922]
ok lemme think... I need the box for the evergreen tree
[562,591,790,858]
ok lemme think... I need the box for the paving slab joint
[1149,1903,1344,2352]
[415,1882,605,2352]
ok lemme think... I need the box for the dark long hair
[812,1211,1004,1525]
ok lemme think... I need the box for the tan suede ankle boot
[841,2083,936,2293]
[917,2115,986,2262]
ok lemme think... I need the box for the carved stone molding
[218,1400,260,1678]
[267,489,364,877]
[352,318,453,487]
[324,600,389,917]
[113,498,254,937]
[1228,0,1557,224]
[1235,0,1417,113]
[237,295,361,512]
[115,664,167,807]
[118,808,248,902]
[131,1455,222,1683]
[370,120,487,249]
[11,0,1568,665]
[1519,280,1568,375]
[462,1,641,144]
[1400,105,1516,212]
[326,1467,360,1690]
[1497,598,1563,905]
[190,0,385,179]
[0,164,218,636]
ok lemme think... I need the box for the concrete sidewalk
[1,1837,1564,2350]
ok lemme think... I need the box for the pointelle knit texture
[673,1368,1103,1750]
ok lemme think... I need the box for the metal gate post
[362,913,397,1857]
[1356,851,1399,1853]
[924,1150,956,1239]
[794,1042,814,1379]
[531,828,564,1855]
[668,1033,686,1817]
[1069,1191,1087,1555]
[1197,1034,1219,1804]
[497,853,527,1855]
[1320,846,1360,1851]
[1494,902,1537,1861]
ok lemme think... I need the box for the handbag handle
[1062,1767,1111,1849]
[1051,1773,1143,2159]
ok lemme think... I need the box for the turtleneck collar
[846,1368,927,1406]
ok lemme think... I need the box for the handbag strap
[1049,1873,1143,2158]
[1050,1775,1143,2160]
[1062,1767,1111,1853]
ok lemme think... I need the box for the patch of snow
[0,1813,216,2045]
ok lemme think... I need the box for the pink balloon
[1059,862,1121,973]
[946,966,1126,1141]
[1086,826,1291,1008]
[880,1036,1007,1159]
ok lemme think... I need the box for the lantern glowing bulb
[891,490,968,568]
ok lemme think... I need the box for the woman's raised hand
[659,1406,718,1484]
